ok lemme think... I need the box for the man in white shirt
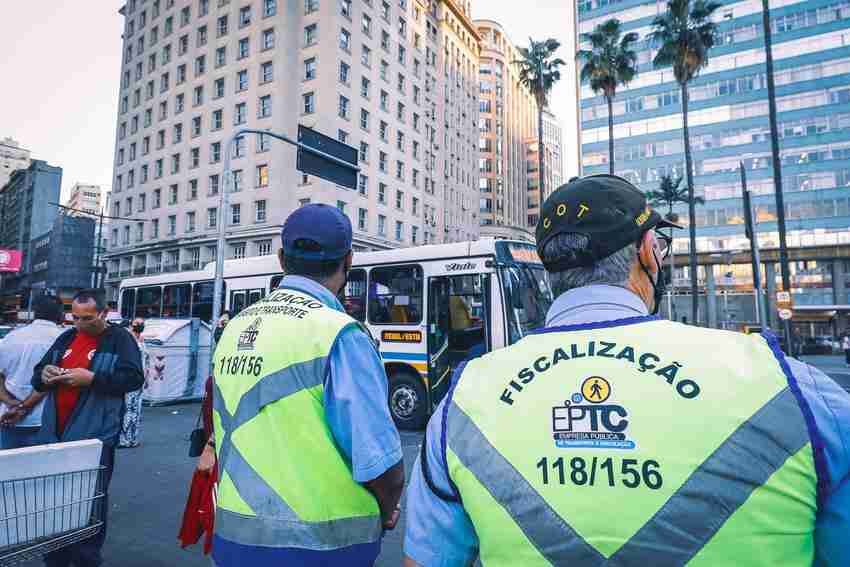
[0,295,66,449]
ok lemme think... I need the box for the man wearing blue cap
[211,204,404,566]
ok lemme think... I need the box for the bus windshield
[497,243,553,344]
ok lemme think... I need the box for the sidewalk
[800,354,850,372]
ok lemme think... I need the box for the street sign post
[778,308,793,321]
[776,291,793,322]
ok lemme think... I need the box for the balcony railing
[147,266,162,275]
[119,270,131,277]
[181,262,201,271]
[133,267,146,275]
[163,264,179,273]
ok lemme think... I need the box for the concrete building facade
[526,108,566,229]
[474,20,537,241]
[0,160,62,304]
[0,137,31,192]
[105,0,481,301]
[66,183,105,216]
[30,214,96,301]
[578,0,850,338]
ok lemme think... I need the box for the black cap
[535,174,681,271]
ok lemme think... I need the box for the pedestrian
[403,175,850,566]
[0,294,65,449]
[118,317,148,448]
[32,288,144,567]
[843,334,850,367]
[212,311,229,344]
[212,204,404,566]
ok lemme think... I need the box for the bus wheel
[388,371,427,430]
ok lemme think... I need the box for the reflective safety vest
[445,317,822,566]
[212,287,381,552]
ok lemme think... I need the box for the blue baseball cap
[281,204,353,260]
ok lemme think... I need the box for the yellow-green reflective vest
[446,317,819,566]
[212,287,381,551]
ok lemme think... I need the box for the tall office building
[0,137,31,191]
[0,160,62,302]
[66,183,105,216]
[474,20,537,240]
[105,0,481,300]
[527,107,566,229]
[577,0,850,336]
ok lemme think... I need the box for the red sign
[0,250,22,272]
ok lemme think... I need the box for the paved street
[13,356,850,566]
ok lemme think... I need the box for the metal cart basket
[0,467,105,567]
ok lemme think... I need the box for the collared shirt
[217,275,402,565]
[404,284,850,566]
[0,319,64,428]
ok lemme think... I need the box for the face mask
[638,246,666,316]
[132,324,145,333]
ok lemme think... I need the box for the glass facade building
[577,0,850,337]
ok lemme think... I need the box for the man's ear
[343,250,353,272]
[638,231,658,276]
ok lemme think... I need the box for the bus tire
[388,370,428,430]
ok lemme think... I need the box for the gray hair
[541,233,637,297]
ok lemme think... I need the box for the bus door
[427,273,491,408]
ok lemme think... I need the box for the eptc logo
[551,376,636,450]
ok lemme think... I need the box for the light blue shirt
[404,284,850,566]
[0,319,64,427]
[281,275,402,482]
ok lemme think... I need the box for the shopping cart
[0,467,105,567]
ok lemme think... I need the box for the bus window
[501,264,551,344]
[135,286,162,318]
[368,265,423,325]
[162,284,191,317]
[231,291,247,315]
[342,269,367,322]
[247,289,264,306]
[192,281,226,323]
[447,275,488,356]
[120,289,136,320]
[270,275,284,290]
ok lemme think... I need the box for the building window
[359,141,369,162]
[233,168,244,190]
[337,200,347,213]
[305,0,318,14]
[303,92,315,114]
[193,85,204,106]
[153,188,161,208]
[379,121,388,141]
[362,13,372,35]
[381,30,390,50]
[304,58,316,80]
[358,174,368,195]
[360,109,370,130]
[258,95,272,118]
[238,37,250,59]
[339,61,351,84]
[217,15,228,37]
[234,102,247,124]
[358,208,368,231]
[191,147,200,168]
[338,95,350,119]
[264,0,277,17]
[378,182,387,204]
[186,211,196,233]
[340,28,351,50]
[338,129,349,143]
[360,77,371,99]
[169,184,179,205]
[362,45,372,66]
[239,5,251,27]
[395,221,403,241]
[207,207,218,228]
[379,151,388,172]
[237,69,248,91]
[378,214,386,236]
[412,196,419,215]
[231,204,241,224]
[189,178,199,200]
[209,174,220,196]
[216,46,226,67]
[212,109,223,130]
[257,133,270,152]
[255,200,267,223]
[411,225,418,244]
[168,215,177,236]
[211,142,221,162]
[256,239,272,256]
[232,242,246,259]
[305,24,317,46]
[262,28,275,50]
[256,164,269,187]
[151,219,159,238]
[214,77,225,98]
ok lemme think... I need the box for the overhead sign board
[296,125,358,190]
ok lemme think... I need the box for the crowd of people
[3,175,850,567]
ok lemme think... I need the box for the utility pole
[761,0,793,352]
[741,164,768,327]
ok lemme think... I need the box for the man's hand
[41,365,63,384]
[0,404,25,427]
[383,504,401,531]
[197,442,216,474]
[46,368,95,388]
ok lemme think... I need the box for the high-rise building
[30,214,97,303]
[105,0,481,300]
[577,0,850,336]
[66,183,105,216]
[527,108,566,229]
[0,137,32,191]
[474,20,537,241]
[0,160,62,301]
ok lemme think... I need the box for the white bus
[117,239,553,428]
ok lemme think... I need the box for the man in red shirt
[33,289,144,567]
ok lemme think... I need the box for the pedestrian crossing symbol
[581,376,610,403]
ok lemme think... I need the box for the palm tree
[646,175,704,320]
[649,0,720,326]
[577,19,639,174]
[515,38,565,201]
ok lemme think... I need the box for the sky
[0,2,578,204]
